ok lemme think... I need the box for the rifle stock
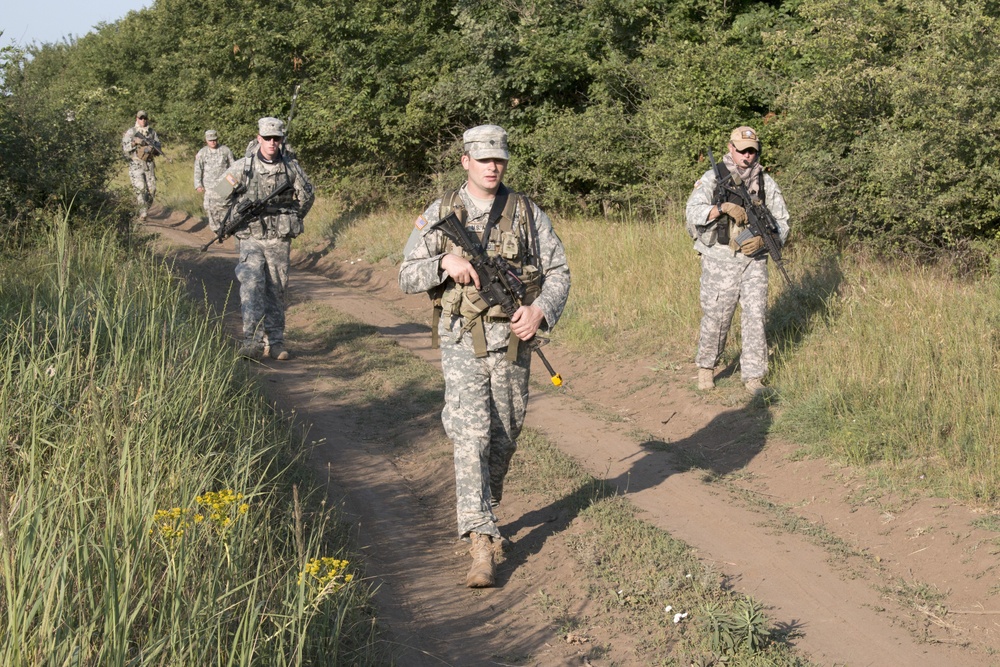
[434,212,563,386]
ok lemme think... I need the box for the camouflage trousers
[696,254,769,381]
[128,161,156,211]
[204,194,224,232]
[440,338,531,538]
[235,236,291,345]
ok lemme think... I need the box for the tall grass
[555,211,702,357]
[0,213,382,665]
[772,255,1000,503]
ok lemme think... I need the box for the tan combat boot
[697,367,715,391]
[267,342,291,361]
[744,377,766,397]
[465,533,496,588]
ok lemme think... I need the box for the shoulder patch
[694,179,703,188]
[414,214,429,231]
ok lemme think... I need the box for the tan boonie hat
[205,129,218,141]
[136,110,148,119]
[730,126,759,151]
[258,117,285,137]
[463,124,509,160]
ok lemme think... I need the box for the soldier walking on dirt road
[398,125,571,588]
[121,110,161,221]
[685,126,790,396]
[214,116,314,361]
[194,129,235,233]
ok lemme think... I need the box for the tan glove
[740,235,765,256]
[719,202,747,226]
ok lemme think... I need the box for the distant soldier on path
[398,125,571,588]
[194,129,235,232]
[685,126,790,396]
[215,117,314,361]
[121,110,161,220]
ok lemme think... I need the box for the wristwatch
[715,203,724,217]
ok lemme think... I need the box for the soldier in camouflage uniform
[121,110,161,220]
[216,117,314,361]
[398,125,571,588]
[685,126,790,396]
[194,129,235,232]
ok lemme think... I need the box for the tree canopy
[5,0,1000,249]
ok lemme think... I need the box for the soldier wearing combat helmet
[399,125,571,587]
[214,116,314,361]
[685,126,790,396]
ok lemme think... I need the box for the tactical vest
[712,163,765,246]
[238,154,299,238]
[430,187,542,359]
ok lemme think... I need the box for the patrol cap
[136,110,148,119]
[463,124,509,160]
[258,117,285,138]
[730,126,760,151]
[205,129,218,141]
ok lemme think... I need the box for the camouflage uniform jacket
[121,124,161,165]
[194,145,235,192]
[217,150,314,240]
[685,168,790,263]
[399,185,571,353]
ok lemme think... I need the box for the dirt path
[147,207,1000,666]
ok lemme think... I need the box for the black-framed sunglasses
[736,147,758,155]
[260,136,283,143]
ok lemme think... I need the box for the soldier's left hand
[740,235,765,256]
[510,304,544,341]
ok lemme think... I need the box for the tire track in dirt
[147,208,995,666]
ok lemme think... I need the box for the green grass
[771,254,1000,504]
[0,214,384,665]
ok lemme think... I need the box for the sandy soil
[147,207,1000,666]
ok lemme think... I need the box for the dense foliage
[5,0,1000,248]
[0,43,130,240]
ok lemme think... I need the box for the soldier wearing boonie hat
[399,124,570,589]
[121,109,162,220]
[213,115,314,363]
[684,125,790,397]
[194,129,235,231]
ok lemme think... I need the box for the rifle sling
[480,185,510,248]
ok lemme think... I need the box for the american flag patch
[225,173,239,186]
[414,215,428,230]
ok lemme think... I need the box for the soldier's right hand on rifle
[719,202,747,225]
[441,253,481,289]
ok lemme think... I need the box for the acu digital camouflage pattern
[217,150,314,350]
[121,123,161,215]
[399,185,570,538]
[236,236,291,347]
[194,143,235,231]
[685,165,790,381]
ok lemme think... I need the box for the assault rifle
[707,148,791,286]
[434,211,563,386]
[133,134,163,160]
[200,180,293,252]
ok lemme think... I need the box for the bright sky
[1,0,152,49]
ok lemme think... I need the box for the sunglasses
[260,136,283,143]
[736,147,758,155]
